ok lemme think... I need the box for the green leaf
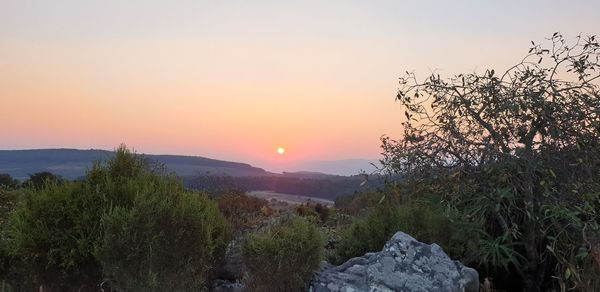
[565,267,572,280]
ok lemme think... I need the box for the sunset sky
[1,0,599,171]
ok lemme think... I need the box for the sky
[1,0,599,172]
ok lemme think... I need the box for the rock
[211,279,245,292]
[219,239,244,281]
[310,232,479,292]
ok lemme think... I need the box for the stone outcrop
[310,232,479,292]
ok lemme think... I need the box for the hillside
[0,149,269,180]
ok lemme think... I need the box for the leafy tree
[382,33,600,291]
[22,171,64,190]
[0,174,18,190]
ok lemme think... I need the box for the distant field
[247,190,334,206]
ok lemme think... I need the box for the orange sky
[1,0,598,171]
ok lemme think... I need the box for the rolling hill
[0,149,269,180]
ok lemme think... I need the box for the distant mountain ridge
[0,149,269,180]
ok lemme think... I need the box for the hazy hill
[281,159,380,176]
[0,149,269,180]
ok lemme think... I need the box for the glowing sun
[277,147,285,155]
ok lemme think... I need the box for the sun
[277,147,285,155]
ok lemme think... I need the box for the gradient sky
[1,0,599,171]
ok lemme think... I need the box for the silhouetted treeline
[0,172,65,190]
[184,174,384,200]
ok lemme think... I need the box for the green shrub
[295,203,331,223]
[217,193,268,232]
[313,203,330,222]
[0,189,24,290]
[2,182,104,290]
[1,146,155,290]
[98,190,229,291]
[22,171,65,190]
[335,201,480,265]
[0,145,231,291]
[0,174,18,190]
[295,203,319,219]
[0,190,20,226]
[242,217,324,292]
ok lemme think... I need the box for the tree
[382,33,600,291]
[22,171,64,190]
[0,174,18,190]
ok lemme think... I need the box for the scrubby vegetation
[188,174,376,199]
[334,197,480,265]
[217,192,270,233]
[0,174,18,190]
[378,33,600,291]
[4,181,105,290]
[0,33,598,291]
[296,202,330,222]
[242,217,324,291]
[99,190,228,291]
[21,171,65,190]
[0,145,230,291]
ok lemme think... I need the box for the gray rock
[219,239,243,281]
[310,232,479,292]
[211,280,245,292]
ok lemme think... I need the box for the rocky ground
[212,200,479,292]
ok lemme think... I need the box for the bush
[2,182,104,290]
[242,217,324,291]
[217,193,268,232]
[335,201,480,265]
[22,171,64,190]
[295,203,318,219]
[313,203,330,222]
[0,189,26,290]
[98,190,229,291]
[0,190,20,225]
[335,189,403,215]
[1,145,231,291]
[0,174,18,190]
[295,203,330,223]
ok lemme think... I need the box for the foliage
[296,203,330,222]
[1,145,230,291]
[334,191,384,215]
[0,189,24,290]
[382,33,600,291]
[217,192,269,232]
[295,203,318,219]
[296,202,329,223]
[84,144,169,207]
[2,182,103,290]
[335,200,479,265]
[242,217,324,292]
[334,186,409,215]
[0,174,18,190]
[314,203,330,222]
[189,174,375,199]
[22,171,64,190]
[97,190,229,291]
[0,190,20,226]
